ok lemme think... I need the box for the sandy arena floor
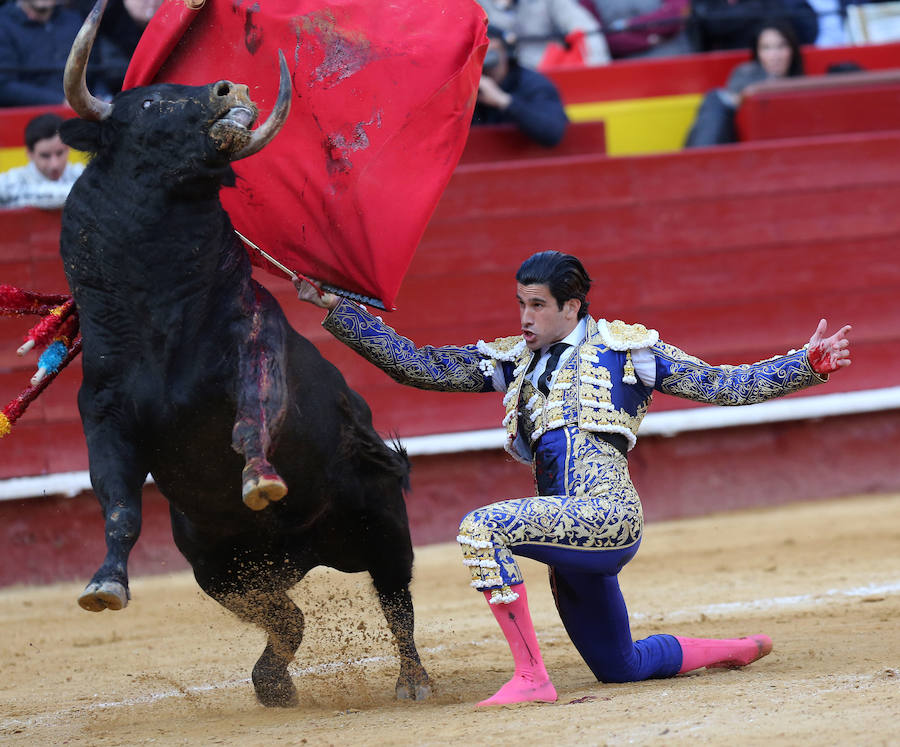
[1,493,898,746]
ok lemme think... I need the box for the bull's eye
[142,99,154,109]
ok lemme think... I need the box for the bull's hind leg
[232,288,288,511]
[206,583,305,707]
[369,542,432,700]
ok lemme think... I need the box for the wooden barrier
[458,120,606,164]
[545,41,900,104]
[5,129,900,480]
[4,125,900,583]
[737,69,900,141]
[543,41,900,154]
[4,406,900,586]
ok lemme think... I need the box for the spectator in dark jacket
[473,25,569,147]
[0,0,128,107]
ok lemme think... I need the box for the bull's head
[62,0,291,169]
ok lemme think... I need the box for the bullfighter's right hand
[293,277,338,310]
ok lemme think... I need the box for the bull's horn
[64,0,113,122]
[233,50,292,161]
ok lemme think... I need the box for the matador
[296,251,852,706]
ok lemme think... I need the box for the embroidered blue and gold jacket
[322,299,827,463]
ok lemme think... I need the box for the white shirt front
[490,317,658,392]
[0,161,84,210]
[528,317,657,389]
[526,316,587,388]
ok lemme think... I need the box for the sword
[234,230,298,281]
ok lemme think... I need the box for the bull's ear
[60,118,102,154]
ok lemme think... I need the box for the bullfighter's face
[517,282,580,352]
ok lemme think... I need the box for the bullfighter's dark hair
[516,251,591,320]
[25,113,65,151]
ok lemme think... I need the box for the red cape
[124,0,487,309]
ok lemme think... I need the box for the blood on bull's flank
[56,0,431,708]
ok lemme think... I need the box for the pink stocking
[676,635,774,673]
[478,584,557,706]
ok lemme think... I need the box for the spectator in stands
[581,0,693,58]
[684,18,804,147]
[476,0,611,70]
[473,25,570,147]
[0,112,84,209]
[686,0,818,51]
[0,0,128,107]
[73,0,163,60]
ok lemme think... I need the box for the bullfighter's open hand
[807,319,852,374]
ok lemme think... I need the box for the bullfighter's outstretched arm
[318,296,496,393]
[651,320,852,404]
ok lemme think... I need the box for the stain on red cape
[124,0,487,309]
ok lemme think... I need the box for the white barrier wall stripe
[2,386,899,501]
[399,385,900,454]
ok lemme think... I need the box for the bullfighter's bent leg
[549,567,772,677]
[232,287,288,511]
[457,494,674,699]
[547,566,682,682]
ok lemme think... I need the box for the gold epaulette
[476,335,527,362]
[596,319,659,351]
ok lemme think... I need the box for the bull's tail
[338,394,411,489]
[386,435,412,492]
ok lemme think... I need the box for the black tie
[538,342,569,396]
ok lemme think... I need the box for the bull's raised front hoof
[252,664,299,708]
[78,580,129,612]
[241,463,288,511]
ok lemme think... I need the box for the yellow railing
[566,93,702,155]
[0,147,89,172]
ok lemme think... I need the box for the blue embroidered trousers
[457,427,682,681]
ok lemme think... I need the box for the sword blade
[234,230,298,280]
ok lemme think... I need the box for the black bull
[56,1,430,706]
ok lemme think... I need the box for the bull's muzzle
[231,51,292,161]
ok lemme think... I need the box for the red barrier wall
[0,105,74,149]
[4,118,900,586]
[459,121,606,164]
[4,407,899,587]
[4,130,900,477]
[545,41,900,103]
[737,69,900,141]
